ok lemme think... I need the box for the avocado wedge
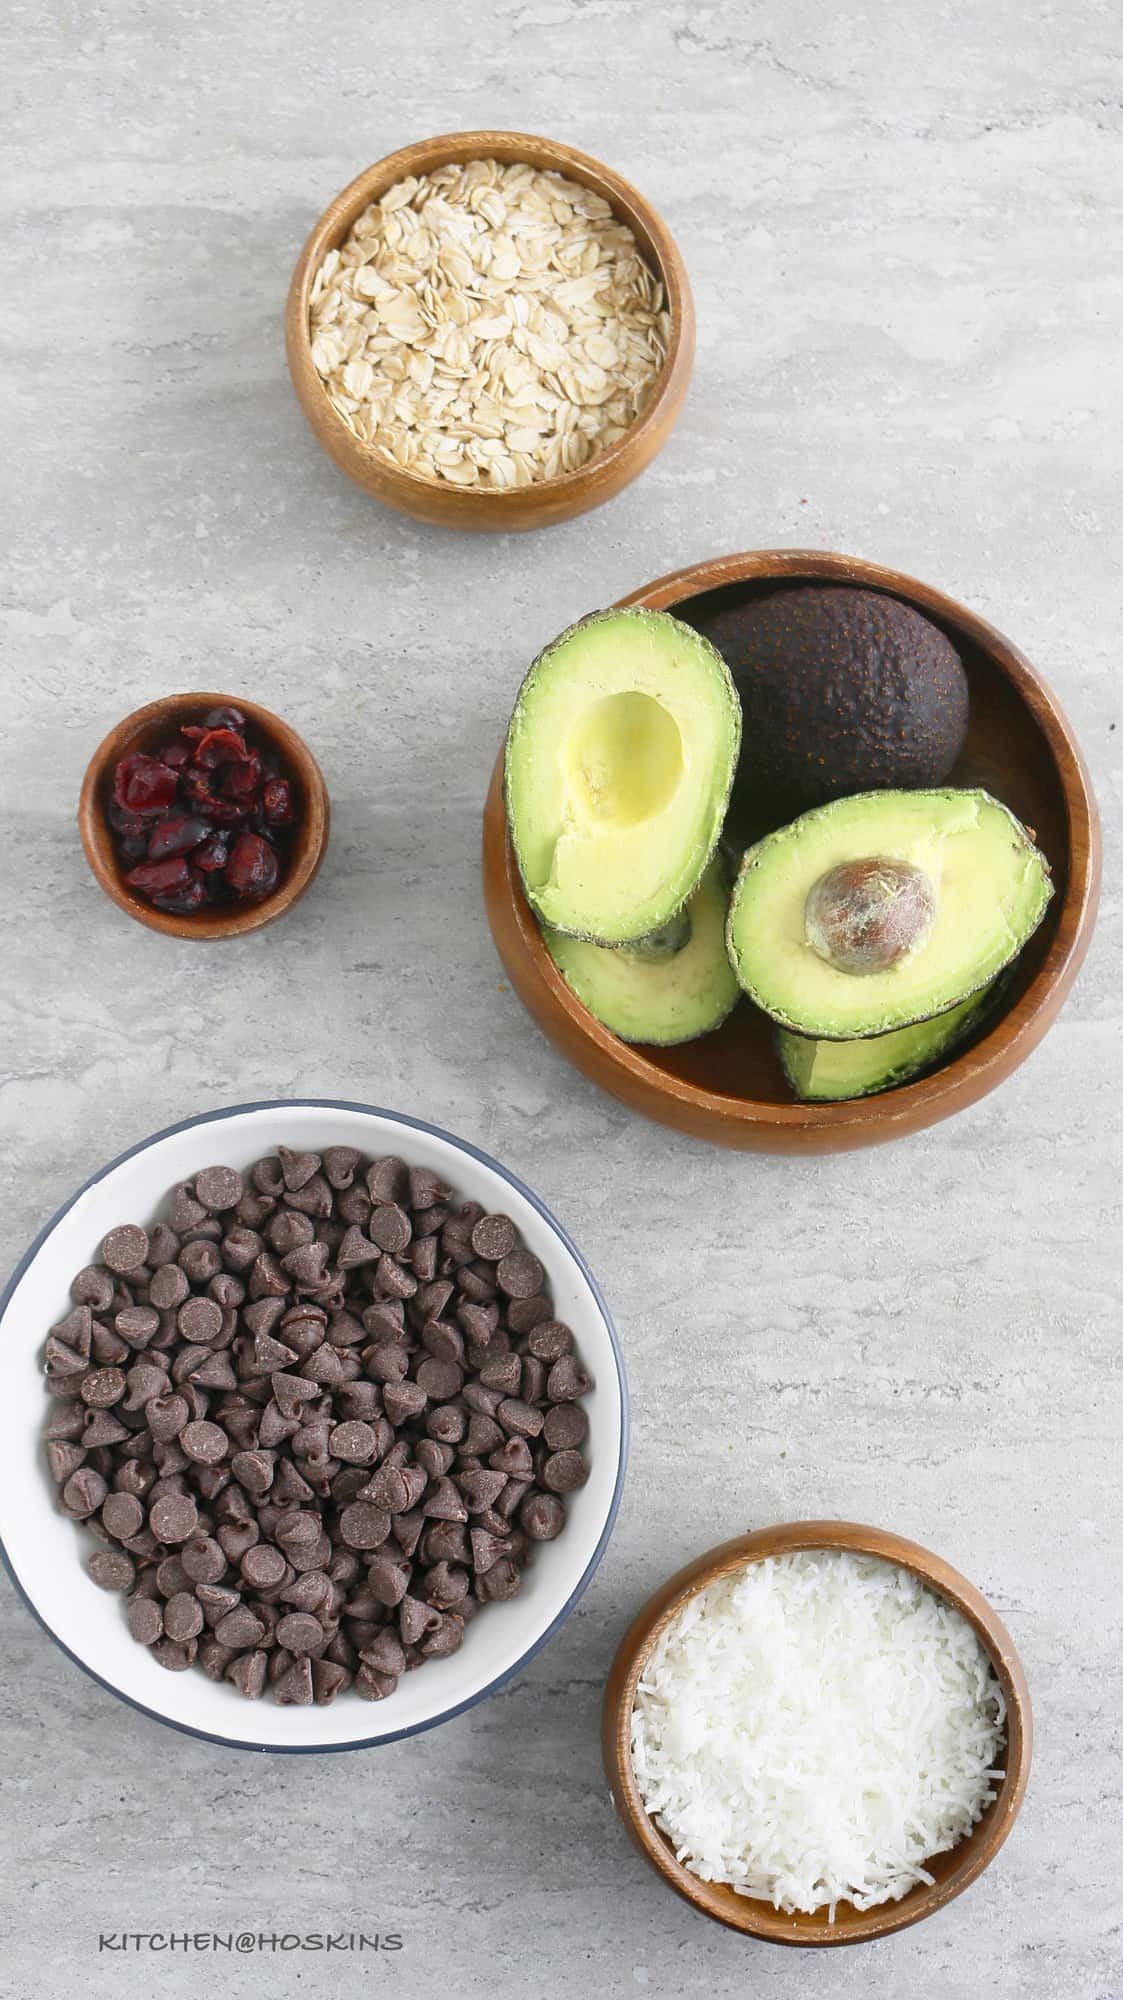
[505,609,740,945]
[543,858,739,1045]
[726,787,1052,1039]
[777,982,999,1101]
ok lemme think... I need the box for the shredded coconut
[630,1550,1006,1918]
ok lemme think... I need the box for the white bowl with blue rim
[0,1100,627,1752]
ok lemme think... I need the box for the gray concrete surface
[1,3,1120,1996]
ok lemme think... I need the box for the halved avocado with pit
[505,609,740,945]
[543,858,739,1045]
[727,787,1052,1039]
[777,981,1000,1101]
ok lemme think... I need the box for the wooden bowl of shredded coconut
[603,1521,1031,1945]
[285,131,694,531]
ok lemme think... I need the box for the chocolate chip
[496,1249,545,1299]
[62,1468,108,1517]
[415,1358,462,1403]
[527,1319,574,1362]
[506,1294,552,1334]
[543,1402,588,1450]
[541,1450,589,1494]
[408,1167,449,1211]
[164,1591,205,1641]
[521,1492,565,1540]
[148,1391,190,1441]
[284,1174,333,1219]
[323,1147,361,1190]
[275,1613,324,1654]
[329,1421,377,1464]
[71,1266,115,1312]
[545,1355,593,1401]
[227,1649,268,1699]
[215,1605,267,1650]
[470,1214,519,1261]
[194,1166,244,1212]
[180,1420,228,1464]
[127,1595,164,1644]
[476,1557,522,1603]
[46,1441,86,1484]
[367,1156,408,1203]
[240,1543,287,1589]
[496,1397,544,1439]
[116,1305,161,1346]
[102,1492,144,1540]
[339,1502,391,1550]
[177,1295,223,1344]
[152,1637,197,1672]
[273,1656,314,1705]
[88,1550,136,1592]
[80,1367,126,1409]
[279,1147,321,1192]
[150,1493,199,1544]
[336,1226,378,1270]
[102,1225,149,1275]
[181,1534,227,1585]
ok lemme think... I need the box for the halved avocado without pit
[505,609,741,945]
[543,858,739,1045]
[777,980,1000,1101]
[727,787,1052,1039]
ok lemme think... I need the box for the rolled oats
[308,159,669,489]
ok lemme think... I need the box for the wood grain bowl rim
[601,1520,1033,1946]
[284,129,695,529]
[482,548,1101,1148]
[78,692,331,940]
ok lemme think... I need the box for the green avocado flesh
[543,860,739,1045]
[505,608,740,945]
[778,983,998,1101]
[726,787,1052,1039]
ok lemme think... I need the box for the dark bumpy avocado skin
[697,585,970,821]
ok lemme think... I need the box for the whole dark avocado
[697,584,970,820]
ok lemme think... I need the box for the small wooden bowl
[285,130,694,532]
[78,693,330,940]
[482,549,1100,1151]
[603,1521,1032,1946]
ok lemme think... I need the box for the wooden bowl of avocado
[482,549,1100,1153]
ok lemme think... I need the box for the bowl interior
[0,1102,626,1750]
[81,693,328,937]
[490,555,1087,1120]
[610,1525,1030,1945]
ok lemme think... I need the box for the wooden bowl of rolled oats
[285,131,694,531]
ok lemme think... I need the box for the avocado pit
[804,857,936,976]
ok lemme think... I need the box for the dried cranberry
[151,871,206,915]
[107,800,151,838]
[202,705,246,732]
[124,856,193,898]
[147,814,212,861]
[224,832,280,902]
[117,834,149,865]
[193,831,230,873]
[218,750,263,802]
[181,773,249,825]
[159,737,193,768]
[261,777,294,827]
[113,753,178,818]
[194,727,250,770]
